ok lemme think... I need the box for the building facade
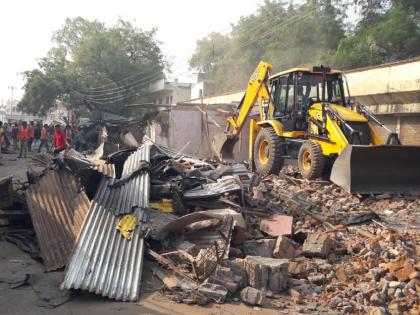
[149,78,191,105]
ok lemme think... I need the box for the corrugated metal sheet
[153,142,212,167]
[92,163,116,178]
[65,148,115,178]
[25,170,90,271]
[183,176,241,198]
[61,143,150,301]
[104,148,150,215]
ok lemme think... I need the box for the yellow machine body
[215,61,420,194]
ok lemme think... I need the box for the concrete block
[240,287,266,306]
[243,239,275,257]
[273,236,296,259]
[197,283,228,303]
[260,215,293,236]
[244,256,289,292]
[302,232,333,258]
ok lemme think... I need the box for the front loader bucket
[330,145,420,194]
[213,132,238,161]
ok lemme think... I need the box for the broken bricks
[273,236,296,259]
[381,256,416,282]
[197,283,228,303]
[302,232,333,258]
[243,238,275,257]
[244,256,289,292]
[240,287,266,306]
[260,214,293,237]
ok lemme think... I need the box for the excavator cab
[214,61,420,194]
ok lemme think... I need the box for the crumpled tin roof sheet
[91,163,116,178]
[65,148,116,178]
[153,142,212,167]
[183,176,241,198]
[102,146,150,215]
[25,170,90,271]
[61,143,150,301]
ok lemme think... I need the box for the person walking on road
[33,123,41,150]
[18,121,29,158]
[38,124,49,153]
[27,121,34,152]
[11,123,19,150]
[53,124,68,154]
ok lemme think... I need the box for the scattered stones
[244,256,289,292]
[302,232,333,258]
[240,287,266,306]
[307,274,325,285]
[370,293,386,306]
[243,239,275,257]
[197,283,228,303]
[260,215,293,236]
[288,258,314,278]
[273,236,296,259]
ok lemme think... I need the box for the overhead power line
[72,8,317,105]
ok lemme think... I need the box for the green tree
[19,17,165,115]
[189,0,346,95]
[335,2,420,68]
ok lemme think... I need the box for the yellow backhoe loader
[214,61,420,194]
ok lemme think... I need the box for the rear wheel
[298,141,325,180]
[253,128,285,176]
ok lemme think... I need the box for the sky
[0,0,266,105]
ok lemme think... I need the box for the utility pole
[8,86,16,114]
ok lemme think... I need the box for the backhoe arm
[226,61,272,137]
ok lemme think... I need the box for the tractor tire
[298,141,325,180]
[253,127,285,176]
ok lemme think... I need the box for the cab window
[272,77,288,116]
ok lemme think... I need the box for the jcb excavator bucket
[213,132,238,161]
[330,145,420,194]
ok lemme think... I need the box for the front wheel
[253,128,285,176]
[298,141,325,180]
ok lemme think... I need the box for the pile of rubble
[0,137,419,314]
[142,159,420,314]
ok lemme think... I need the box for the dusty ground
[0,151,327,315]
[0,151,33,182]
[0,241,315,315]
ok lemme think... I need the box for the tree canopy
[19,1,420,114]
[189,0,420,95]
[19,17,165,115]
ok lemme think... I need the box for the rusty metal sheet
[25,170,90,271]
[61,143,150,301]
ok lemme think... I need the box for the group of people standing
[0,121,70,158]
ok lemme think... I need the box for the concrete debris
[244,256,289,292]
[3,136,420,314]
[273,236,297,259]
[240,287,266,306]
[302,232,333,258]
[197,283,228,303]
[243,239,275,257]
[260,214,293,236]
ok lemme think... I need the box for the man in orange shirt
[38,124,49,153]
[18,122,29,158]
[27,121,34,152]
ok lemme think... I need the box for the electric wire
[72,8,317,105]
